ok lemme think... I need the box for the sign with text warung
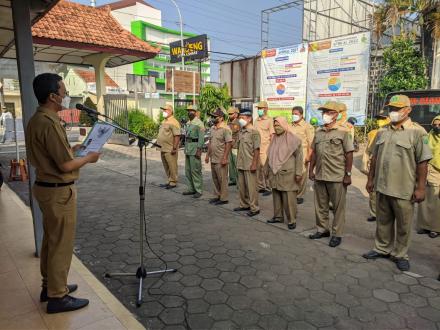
[169,34,208,63]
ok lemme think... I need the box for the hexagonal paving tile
[209,304,234,321]
[201,278,224,291]
[204,290,229,305]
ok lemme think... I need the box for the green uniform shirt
[373,118,432,200]
[312,126,354,182]
[237,124,261,170]
[184,117,205,156]
[26,106,78,183]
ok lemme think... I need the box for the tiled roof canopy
[74,69,119,87]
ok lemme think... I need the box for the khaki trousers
[297,163,309,198]
[273,189,297,224]
[238,169,259,212]
[257,163,270,191]
[228,150,238,185]
[211,163,229,201]
[417,184,440,232]
[314,181,347,237]
[185,155,203,194]
[33,185,77,298]
[369,191,376,217]
[161,151,178,186]
[374,193,414,260]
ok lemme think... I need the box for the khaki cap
[338,102,347,112]
[160,104,173,111]
[318,101,343,113]
[186,104,198,111]
[385,94,411,108]
[256,101,268,108]
[227,106,239,115]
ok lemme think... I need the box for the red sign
[410,97,440,105]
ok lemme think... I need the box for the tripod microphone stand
[77,105,176,307]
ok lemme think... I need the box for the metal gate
[104,94,129,145]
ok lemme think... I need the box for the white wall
[110,2,162,32]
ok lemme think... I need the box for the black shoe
[362,250,390,260]
[247,210,260,217]
[417,229,430,235]
[214,200,229,205]
[395,258,410,271]
[367,216,376,222]
[258,189,266,193]
[296,198,304,205]
[166,185,177,190]
[309,231,330,239]
[228,182,236,186]
[40,284,78,303]
[159,183,169,188]
[209,198,220,204]
[233,207,250,211]
[192,192,202,198]
[429,232,439,238]
[437,274,440,282]
[47,295,89,314]
[182,191,196,195]
[267,218,283,224]
[262,190,272,197]
[329,236,342,248]
[288,223,296,230]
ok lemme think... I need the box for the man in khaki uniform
[27,73,100,313]
[255,101,275,196]
[335,103,355,138]
[291,106,314,204]
[363,95,432,271]
[234,108,261,217]
[309,101,354,248]
[205,108,233,205]
[227,106,240,186]
[157,104,181,189]
[183,104,204,198]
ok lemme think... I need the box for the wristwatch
[345,171,352,177]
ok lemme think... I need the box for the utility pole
[169,0,185,69]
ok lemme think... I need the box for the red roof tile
[74,69,119,87]
[32,0,160,58]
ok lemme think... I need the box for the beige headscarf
[267,116,302,174]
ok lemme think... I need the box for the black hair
[33,73,63,104]
[292,106,304,114]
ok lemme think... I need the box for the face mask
[61,96,71,109]
[432,126,440,134]
[163,111,169,118]
[238,118,247,128]
[274,126,285,135]
[389,111,401,123]
[257,110,264,117]
[214,117,222,124]
[188,113,195,120]
[323,113,334,125]
[337,113,342,121]
[292,114,301,122]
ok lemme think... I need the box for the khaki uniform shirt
[255,117,274,163]
[157,115,180,153]
[209,122,232,164]
[228,119,240,149]
[268,148,303,191]
[336,121,355,139]
[26,106,78,183]
[292,119,314,161]
[184,117,204,156]
[312,127,355,182]
[237,124,261,170]
[373,119,432,200]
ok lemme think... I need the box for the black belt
[35,181,74,187]
[186,138,199,142]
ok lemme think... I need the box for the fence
[104,94,129,145]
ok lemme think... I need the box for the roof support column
[11,0,43,256]
[86,53,111,113]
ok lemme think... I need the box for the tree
[378,37,428,96]
[199,84,232,120]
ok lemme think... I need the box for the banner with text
[260,43,308,119]
[305,32,371,125]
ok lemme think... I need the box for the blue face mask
[258,110,264,117]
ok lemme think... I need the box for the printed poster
[305,32,371,125]
[260,43,308,119]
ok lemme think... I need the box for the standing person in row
[234,108,261,217]
[363,95,432,271]
[417,115,440,238]
[182,104,204,199]
[309,101,354,248]
[291,106,314,204]
[205,108,232,205]
[255,101,274,196]
[266,117,303,230]
[227,106,240,186]
[157,104,181,189]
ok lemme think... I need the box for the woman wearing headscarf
[266,117,303,230]
[417,115,440,238]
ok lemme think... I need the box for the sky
[74,0,304,81]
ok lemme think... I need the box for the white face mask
[389,111,401,123]
[61,96,71,109]
[163,111,169,118]
[292,114,301,122]
[323,113,334,125]
[238,118,248,128]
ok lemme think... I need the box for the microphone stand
[83,110,176,307]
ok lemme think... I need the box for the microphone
[76,103,101,117]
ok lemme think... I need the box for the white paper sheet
[76,122,115,157]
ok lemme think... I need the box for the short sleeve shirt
[26,107,78,183]
[255,117,274,157]
[373,119,432,200]
[210,122,232,163]
[184,117,205,156]
[228,119,240,149]
[312,127,354,182]
[237,124,261,170]
[157,116,181,153]
[292,119,314,152]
